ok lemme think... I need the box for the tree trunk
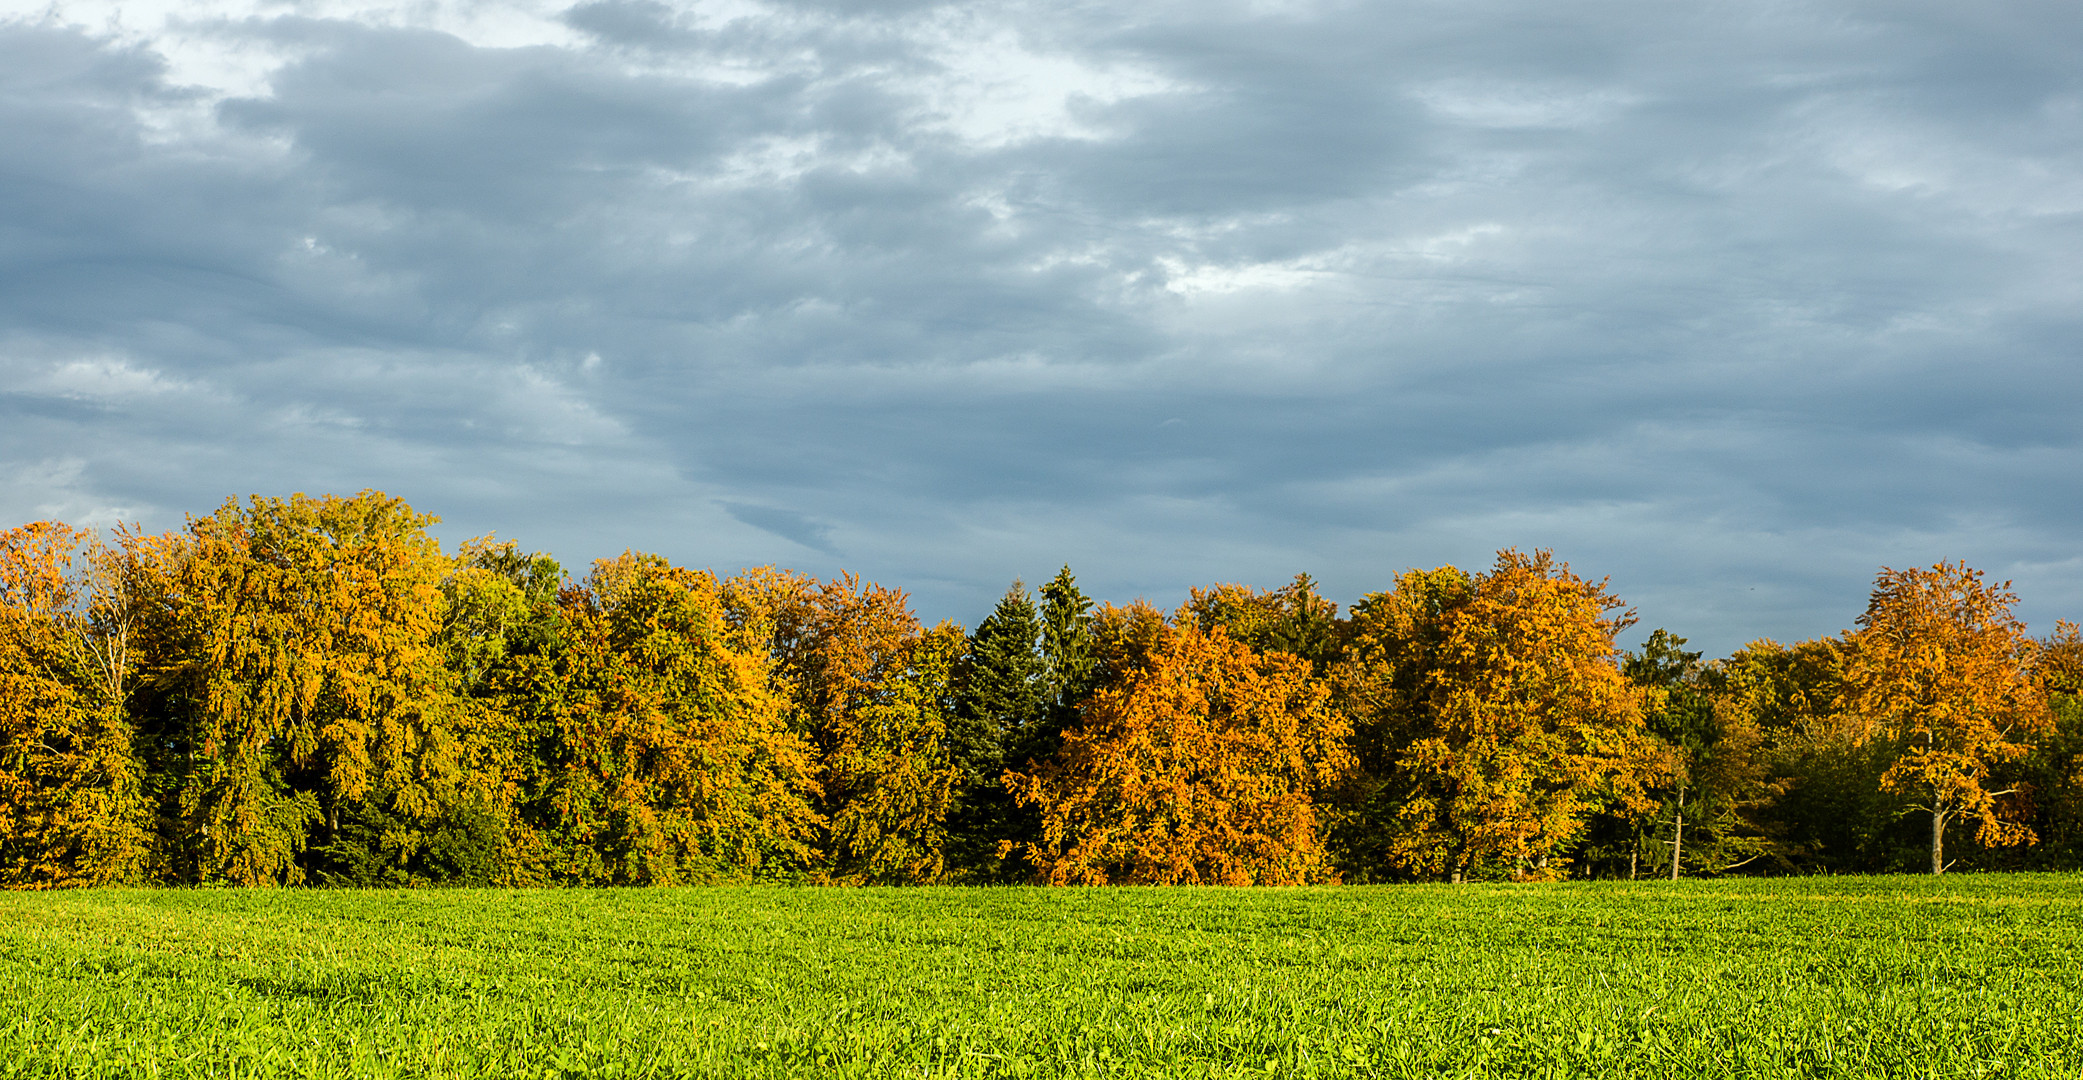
[1669,785,1684,882]
[1931,807,1946,875]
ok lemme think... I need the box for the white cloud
[1412,81,1640,130]
[8,0,585,89]
[0,457,147,527]
[36,357,194,399]
[907,15,1177,148]
[1,0,2078,653]
[1154,251,1337,296]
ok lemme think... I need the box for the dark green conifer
[1037,566,1097,724]
[950,583,1044,783]
[944,582,1045,880]
[946,568,1099,881]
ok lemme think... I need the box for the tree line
[2,490,2077,888]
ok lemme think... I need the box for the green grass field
[2,877,2078,1078]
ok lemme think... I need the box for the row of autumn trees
[3,491,2080,888]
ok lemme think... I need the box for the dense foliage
[4,491,2079,885]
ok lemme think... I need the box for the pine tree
[961,567,1100,882]
[944,584,1044,879]
[952,584,1044,781]
[1037,566,1097,736]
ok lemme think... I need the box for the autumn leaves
[1011,608,1351,886]
[0,522,155,886]
[1842,563,2053,873]
[1325,553,1668,883]
[1,491,2073,887]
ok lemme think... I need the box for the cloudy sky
[2,0,2079,654]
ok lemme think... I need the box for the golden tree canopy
[1840,561,2051,864]
[0,523,153,886]
[1009,612,1353,886]
[1332,550,1667,881]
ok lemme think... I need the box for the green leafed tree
[2012,625,2083,869]
[425,539,568,884]
[1038,567,1098,727]
[1724,636,1921,873]
[1616,630,1777,878]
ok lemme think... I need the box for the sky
[2,0,2079,656]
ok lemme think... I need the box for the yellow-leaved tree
[1839,562,2051,874]
[138,492,461,885]
[1330,550,1668,882]
[1007,604,1352,885]
[1180,575,1344,677]
[0,523,154,886]
[726,569,961,884]
[523,553,822,884]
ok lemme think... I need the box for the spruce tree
[1037,566,1097,727]
[945,583,1045,880]
[947,568,1098,881]
[951,584,1044,780]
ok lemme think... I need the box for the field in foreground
[1,877,2078,1079]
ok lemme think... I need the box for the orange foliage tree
[1839,562,2051,874]
[17,485,2083,888]
[0,523,154,886]
[727,569,961,884]
[1331,550,1667,882]
[1007,607,1353,885]
[2039,621,2083,698]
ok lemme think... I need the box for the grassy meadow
[1,876,2078,1078]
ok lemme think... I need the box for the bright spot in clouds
[0,0,2079,655]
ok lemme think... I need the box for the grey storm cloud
[1,0,2079,655]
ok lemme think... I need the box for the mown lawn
[1,876,2077,1078]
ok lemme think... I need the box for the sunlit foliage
[1009,609,1352,885]
[0,523,153,885]
[1840,562,2052,873]
[6,491,2083,887]
[1330,551,1667,881]
[135,493,464,885]
[731,570,961,884]
[520,553,822,885]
